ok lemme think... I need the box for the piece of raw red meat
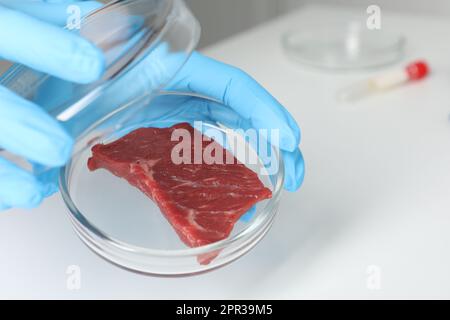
[87,123,272,263]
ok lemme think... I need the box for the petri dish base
[0,0,285,276]
[59,92,284,276]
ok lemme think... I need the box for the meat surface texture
[87,123,272,260]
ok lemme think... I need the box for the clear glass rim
[0,0,201,122]
[83,0,175,81]
[281,20,406,71]
[59,92,285,258]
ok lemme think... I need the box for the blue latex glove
[0,1,104,210]
[123,51,305,192]
[167,52,305,192]
[0,1,304,212]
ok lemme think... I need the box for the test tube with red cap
[337,60,430,102]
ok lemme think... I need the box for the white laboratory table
[1,5,450,299]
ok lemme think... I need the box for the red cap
[406,60,429,81]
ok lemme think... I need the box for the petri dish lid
[0,0,201,136]
[282,19,406,71]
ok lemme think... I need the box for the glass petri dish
[0,0,285,276]
[59,92,284,276]
[0,0,201,136]
[282,20,406,71]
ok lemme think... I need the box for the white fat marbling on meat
[187,209,208,233]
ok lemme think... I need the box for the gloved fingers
[0,86,73,167]
[281,149,305,192]
[167,52,301,152]
[33,164,60,198]
[240,206,256,222]
[0,5,104,84]
[0,157,44,210]
[121,93,305,191]
[0,1,102,26]
[117,92,305,191]
[201,99,249,130]
[191,99,306,191]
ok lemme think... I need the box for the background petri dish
[60,92,284,276]
[282,20,406,71]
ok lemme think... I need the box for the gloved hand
[170,52,304,191]
[0,1,104,210]
[1,0,304,212]
[71,41,304,192]
[132,52,305,192]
